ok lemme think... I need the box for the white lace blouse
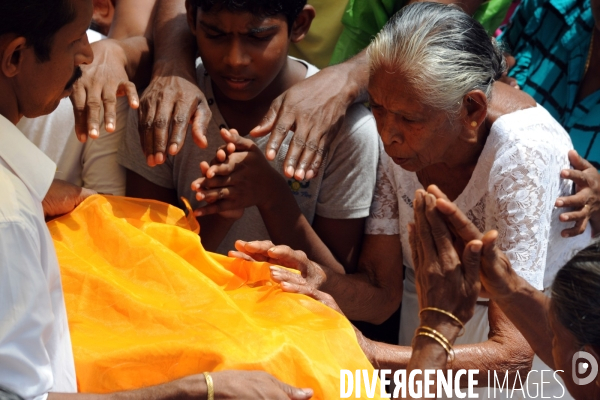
[366,105,594,290]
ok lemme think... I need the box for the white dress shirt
[0,115,77,399]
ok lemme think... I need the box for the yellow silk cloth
[48,196,382,398]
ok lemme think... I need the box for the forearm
[48,375,206,400]
[492,278,555,369]
[366,337,532,388]
[258,179,344,274]
[109,0,157,40]
[152,0,196,81]
[334,48,369,104]
[324,271,402,323]
[197,214,238,252]
[120,36,153,88]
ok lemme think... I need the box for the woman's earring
[471,121,478,127]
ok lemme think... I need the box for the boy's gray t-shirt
[119,57,379,255]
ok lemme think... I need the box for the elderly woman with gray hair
[233,1,597,397]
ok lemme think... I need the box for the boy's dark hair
[191,0,307,29]
[0,0,77,62]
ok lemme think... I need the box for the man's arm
[233,234,404,324]
[125,169,179,206]
[250,49,370,181]
[139,0,211,165]
[312,217,365,273]
[71,0,156,140]
[108,0,156,40]
[48,371,313,400]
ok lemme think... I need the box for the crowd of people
[0,0,599,399]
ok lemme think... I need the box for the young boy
[119,0,379,272]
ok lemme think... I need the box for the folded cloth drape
[48,195,381,399]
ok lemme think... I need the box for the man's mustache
[65,66,83,91]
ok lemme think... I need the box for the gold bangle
[419,307,465,337]
[203,372,214,400]
[418,326,453,349]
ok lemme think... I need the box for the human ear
[583,345,600,388]
[290,5,315,43]
[92,0,115,36]
[185,0,197,36]
[461,90,488,132]
[1,36,27,79]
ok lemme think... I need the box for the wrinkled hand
[71,39,139,142]
[210,370,313,400]
[249,64,358,181]
[556,150,600,237]
[230,240,328,291]
[429,186,519,302]
[498,53,520,89]
[139,66,211,166]
[43,180,97,218]
[191,129,278,219]
[410,190,481,327]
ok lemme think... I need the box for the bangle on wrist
[203,372,214,400]
[419,307,465,337]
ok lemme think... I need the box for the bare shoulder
[486,82,537,126]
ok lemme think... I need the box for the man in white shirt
[0,1,313,399]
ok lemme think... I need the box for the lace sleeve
[488,141,563,290]
[365,154,399,235]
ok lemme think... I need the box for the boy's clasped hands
[191,128,282,220]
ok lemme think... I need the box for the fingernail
[90,128,98,138]
[252,125,261,132]
[194,210,203,217]
[196,193,204,201]
[155,152,164,164]
[132,99,139,107]
[147,154,155,165]
[407,224,413,234]
[295,169,305,181]
[471,242,482,253]
[267,149,276,159]
[169,143,178,155]
[281,282,291,288]
[556,200,564,207]
[561,231,569,238]
[305,170,315,180]
[562,215,569,221]
[286,166,294,177]
[106,122,114,131]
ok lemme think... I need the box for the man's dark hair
[0,0,77,62]
[191,0,307,29]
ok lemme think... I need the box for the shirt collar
[0,114,56,201]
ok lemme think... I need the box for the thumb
[462,240,482,285]
[480,230,500,275]
[279,381,313,399]
[250,96,282,138]
[219,128,254,151]
[568,149,594,172]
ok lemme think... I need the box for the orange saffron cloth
[48,196,382,399]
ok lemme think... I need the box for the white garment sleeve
[0,221,54,400]
[488,141,562,290]
[365,149,399,235]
